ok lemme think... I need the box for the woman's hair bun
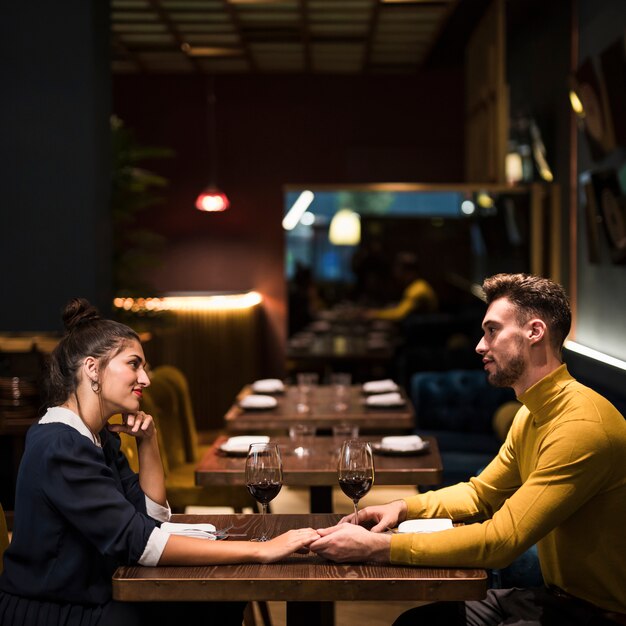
[62,297,101,332]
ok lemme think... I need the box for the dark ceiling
[111,0,490,76]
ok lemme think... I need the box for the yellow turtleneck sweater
[390,364,626,613]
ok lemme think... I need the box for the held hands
[309,523,391,563]
[257,528,320,563]
[107,411,156,441]
[339,499,408,533]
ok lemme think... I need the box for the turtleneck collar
[517,363,574,423]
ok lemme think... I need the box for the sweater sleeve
[390,419,612,568]
[41,430,157,565]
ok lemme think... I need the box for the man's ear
[527,319,547,345]
[83,356,99,383]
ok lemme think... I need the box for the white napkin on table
[160,522,217,540]
[397,519,453,533]
[362,379,399,394]
[380,435,424,451]
[220,435,270,453]
[365,392,405,407]
[239,394,278,409]
[252,378,285,393]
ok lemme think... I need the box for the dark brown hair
[482,273,571,354]
[44,298,139,407]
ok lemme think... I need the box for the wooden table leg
[287,601,334,626]
[310,486,333,513]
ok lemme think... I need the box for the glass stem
[353,501,359,525]
[261,503,268,540]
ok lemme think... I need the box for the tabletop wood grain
[195,435,442,487]
[224,385,415,432]
[113,514,487,603]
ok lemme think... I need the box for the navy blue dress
[0,422,157,625]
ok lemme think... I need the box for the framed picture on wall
[589,170,626,264]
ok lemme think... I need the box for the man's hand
[309,523,391,563]
[339,499,408,532]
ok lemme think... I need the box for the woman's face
[98,340,150,417]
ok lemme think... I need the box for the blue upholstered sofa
[410,369,515,487]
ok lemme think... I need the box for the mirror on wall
[284,185,532,336]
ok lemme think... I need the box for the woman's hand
[256,528,320,563]
[108,411,156,441]
[339,499,408,532]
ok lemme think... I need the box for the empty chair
[143,366,255,513]
[0,502,9,575]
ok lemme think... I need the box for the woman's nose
[138,369,150,387]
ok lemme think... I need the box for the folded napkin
[365,392,405,407]
[380,435,424,451]
[362,379,399,394]
[251,378,285,393]
[239,394,278,410]
[160,522,217,540]
[397,518,453,534]
[220,435,270,453]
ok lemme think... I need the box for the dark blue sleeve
[102,430,147,514]
[40,431,156,565]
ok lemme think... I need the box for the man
[310,273,626,625]
[367,252,438,320]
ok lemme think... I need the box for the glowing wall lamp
[329,209,361,245]
[195,78,230,212]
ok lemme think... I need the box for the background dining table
[113,513,488,626]
[195,435,443,512]
[224,384,415,433]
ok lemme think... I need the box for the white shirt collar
[39,406,102,447]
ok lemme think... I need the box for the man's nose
[476,337,486,354]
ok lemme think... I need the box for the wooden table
[224,385,415,433]
[112,513,488,626]
[196,435,442,512]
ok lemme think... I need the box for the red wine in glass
[337,440,374,524]
[245,442,283,541]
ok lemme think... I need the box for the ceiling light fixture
[282,190,315,230]
[329,209,361,245]
[195,77,230,212]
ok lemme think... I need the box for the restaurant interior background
[2,0,626,501]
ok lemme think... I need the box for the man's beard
[488,343,526,388]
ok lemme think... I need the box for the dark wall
[0,1,112,331]
[574,0,626,362]
[112,71,466,374]
[507,0,573,288]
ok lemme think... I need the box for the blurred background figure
[367,252,438,321]
[350,240,391,307]
[288,262,323,336]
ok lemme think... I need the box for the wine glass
[337,440,374,525]
[245,442,283,541]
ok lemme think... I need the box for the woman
[0,298,318,625]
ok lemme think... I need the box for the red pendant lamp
[195,77,230,212]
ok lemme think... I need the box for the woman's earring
[91,379,101,393]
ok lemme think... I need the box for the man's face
[476,297,528,388]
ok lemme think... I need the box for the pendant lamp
[195,77,230,212]
[329,209,361,245]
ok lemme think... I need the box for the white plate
[372,441,430,456]
[219,435,270,455]
[397,519,453,534]
[251,379,285,393]
[362,379,399,394]
[365,392,405,407]
[239,394,278,410]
